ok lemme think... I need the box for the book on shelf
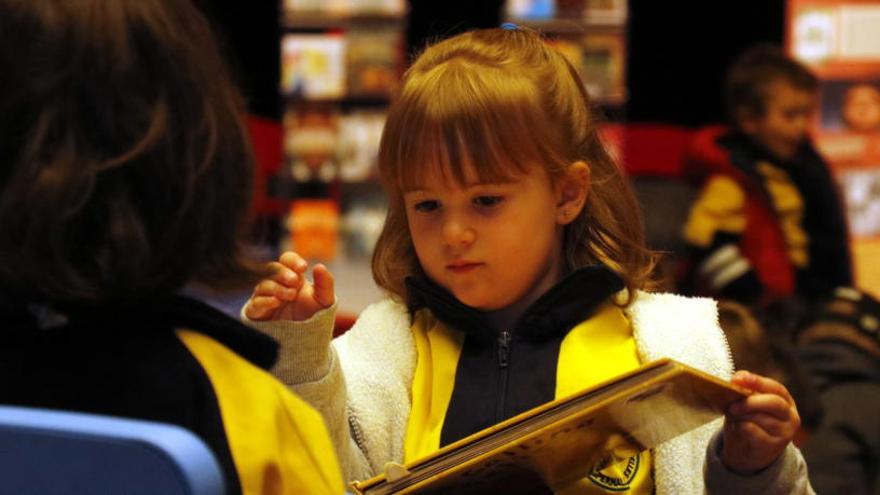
[283,0,405,16]
[346,29,402,98]
[338,111,385,181]
[281,33,347,99]
[350,358,747,495]
[283,104,341,184]
[582,33,626,103]
[286,198,340,262]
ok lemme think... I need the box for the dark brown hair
[717,300,781,378]
[372,27,656,304]
[0,0,263,303]
[724,43,819,123]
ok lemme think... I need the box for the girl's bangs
[386,64,563,193]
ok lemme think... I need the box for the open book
[350,358,748,495]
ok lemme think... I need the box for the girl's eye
[473,196,503,207]
[413,200,440,213]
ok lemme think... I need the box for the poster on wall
[788,0,880,294]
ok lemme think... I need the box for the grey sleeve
[241,304,373,481]
[704,430,815,495]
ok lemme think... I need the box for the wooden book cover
[350,358,748,495]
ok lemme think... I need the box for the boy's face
[403,163,566,314]
[741,81,818,161]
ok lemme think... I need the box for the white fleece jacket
[246,291,813,494]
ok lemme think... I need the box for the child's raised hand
[720,370,801,474]
[244,251,335,322]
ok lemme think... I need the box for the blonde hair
[372,27,656,304]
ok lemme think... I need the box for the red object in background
[246,115,287,217]
[611,124,696,178]
[334,314,357,337]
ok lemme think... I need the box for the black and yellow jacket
[680,126,852,304]
[403,266,654,493]
[248,265,811,494]
[0,295,344,495]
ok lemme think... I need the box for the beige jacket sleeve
[241,303,373,483]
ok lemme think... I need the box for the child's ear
[556,161,590,225]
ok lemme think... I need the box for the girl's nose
[442,217,476,247]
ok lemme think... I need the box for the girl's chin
[452,293,508,312]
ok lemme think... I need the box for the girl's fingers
[731,371,796,405]
[253,279,298,301]
[312,263,335,308]
[279,251,308,273]
[245,296,282,320]
[728,393,793,421]
[727,412,792,438]
[268,261,303,289]
[726,420,773,443]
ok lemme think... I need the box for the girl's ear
[556,161,590,225]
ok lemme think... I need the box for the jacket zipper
[496,330,512,421]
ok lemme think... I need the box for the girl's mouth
[447,262,482,274]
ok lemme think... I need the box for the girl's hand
[244,251,335,322]
[720,370,801,474]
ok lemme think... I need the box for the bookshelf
[278,1,405,314]
[506,0,629,109]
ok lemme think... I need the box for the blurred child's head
[798,287,880,359]
[372,27,655,307]
[842,83,880,132]
[725,44,819,161]
[0,0,261,303]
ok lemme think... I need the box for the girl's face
[404,162,570,319]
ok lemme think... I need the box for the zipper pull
[497,331,512,368]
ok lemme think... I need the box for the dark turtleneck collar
[405,264,625,345]
[5,294,278,371]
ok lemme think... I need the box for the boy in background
[679,44,852,310]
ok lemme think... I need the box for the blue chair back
[0,405,225,495]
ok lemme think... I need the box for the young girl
[245,27,812,494]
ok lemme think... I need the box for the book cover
[584,0,627,25]
[350,358,747,495]
[338,111,385,182]
[281,33,347,99]
[506,0,557,20]
[283,104,341,184]
[581,33,625,103]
